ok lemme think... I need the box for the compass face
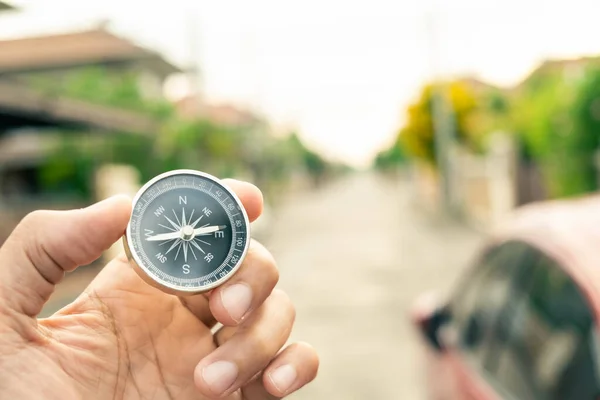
[124,170,250,295]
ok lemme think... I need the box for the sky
[2,0,600,167]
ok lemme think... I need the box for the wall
[450,132,518,230]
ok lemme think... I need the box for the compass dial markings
[164,215,180,231]
[172,209,182,227]
[190,239,206,254]
[182,241,189,263]
[189,244,198,260]
[158,223,177,232]
[190,214,203,228]
[165,239,181,255]
[126,170,250,293]
[188,209,195,226]
[174,243,182,261]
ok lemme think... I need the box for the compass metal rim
[123,169,252,295]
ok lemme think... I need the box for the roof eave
[0,1,16,11]
[0,80,158,134]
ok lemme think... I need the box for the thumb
[0,195,132,317]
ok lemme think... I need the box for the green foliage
[374,136,406,170]
[510,65,600,198]
[35,65,336,201]
[376,64,600,199]
[38,135,99,198]
[377,79,502,169]
[27,66,173,118]
[563,66,600,195]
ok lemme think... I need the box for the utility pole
[186,7,203,106]
[426,1,457,217]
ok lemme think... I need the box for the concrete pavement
[264,172,483,399]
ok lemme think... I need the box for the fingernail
[221,283,253,322]
[269,364,297,394]
[202,360,238,395]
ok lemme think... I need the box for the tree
[373,135,406,171]
[510,65,598,198]
[397,80,495,167]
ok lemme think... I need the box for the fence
[411,132,519,231]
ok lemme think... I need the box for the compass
[123,169,251,295]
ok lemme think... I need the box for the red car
[411,195,600,400]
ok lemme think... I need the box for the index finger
[221,179,263,223]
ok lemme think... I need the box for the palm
[35,256,241,400]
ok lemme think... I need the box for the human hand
[0,179,318,399]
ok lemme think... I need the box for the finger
[242,342,320,399]
[207,240,278,326]
[221,178,263,223]
[194,289,295,398]
[178,179,264,325]
[0,195,131,317]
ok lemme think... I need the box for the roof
[0,28,180,77]
[0,80,157,134]
[175,95,259,126]
[175,95,258,126]
[514,56,600,89]
[0,1,15,11]
[0,129,58,166]
[491,194,600,318]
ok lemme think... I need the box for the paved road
[41,171,483,399]
[264,172,483,400]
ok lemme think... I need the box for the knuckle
[249,325,274,357]
[19,210,51,230]
[263,253,279,284]
[249,241,279,283]
[271,289,296,322]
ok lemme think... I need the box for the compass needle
[194,225,227,236]
[146,231,181,242]
[125,170,249,294]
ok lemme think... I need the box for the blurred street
[263,172,483,399]
[41,171,484,399]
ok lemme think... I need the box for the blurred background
[2,0,600,398]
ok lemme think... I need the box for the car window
[448,241,534,366]
[487,252,600,400]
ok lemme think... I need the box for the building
[0,1,14,11]
[0,5,181,242]
[0,26,180,134]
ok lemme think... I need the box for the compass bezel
[123,169,251,296]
